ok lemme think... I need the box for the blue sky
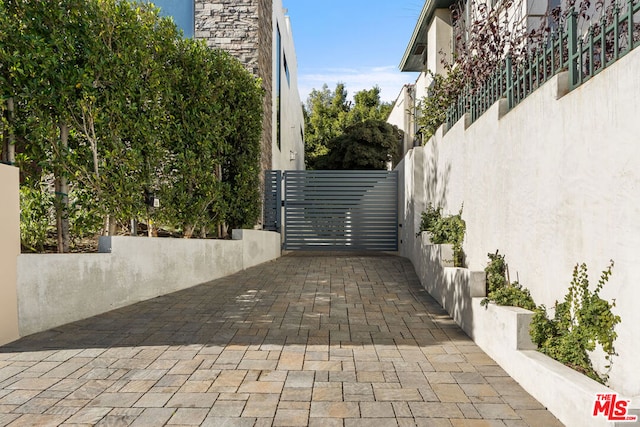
[284,0,423,104]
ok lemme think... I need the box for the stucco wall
[18,230,281,336]
[388,85,417,155]
[0,164,19,346]
[400,45,640,397]
[271,1,305,171]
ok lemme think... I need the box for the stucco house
[391,0,640,423]
[388,0,558,154]
[151,0,305,178]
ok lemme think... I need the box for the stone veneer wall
[194,0,261,73]
[194,0,273,220]
[257,0,273,175]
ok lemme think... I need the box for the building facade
[392,0,640,409]
[388,0,555,154]
[152,0,305,181]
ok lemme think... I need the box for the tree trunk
[108,216,117,235]
[2,98,15,164]
[55,123,70,253]
[103,216,110,236]
[183,225,194,239]
[147,218,158,237]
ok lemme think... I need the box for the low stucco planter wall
[471,299,623,427]
[0,164,20,346]
[17,229,281,337]
[405,236,638,427]
[397,46,640,396]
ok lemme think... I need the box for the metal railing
[445,0,640,128]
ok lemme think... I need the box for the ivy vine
[418,203,466,267]
[530,261,620,384]
[480,251,537,310]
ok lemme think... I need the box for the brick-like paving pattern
[0,252,563,426]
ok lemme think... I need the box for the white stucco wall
[388,85,417,155]
[388,72,434,157]
[18,230,281,336]
[400,45,640,397]
[272,1,305,171]
[0,164,20,346]
[426,9,452,76]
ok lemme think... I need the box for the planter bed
[409,241,637,427]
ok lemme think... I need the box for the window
[150,0,195,38]
[284,54,290,86]
[276,24,282,150]
[548,0,562,32]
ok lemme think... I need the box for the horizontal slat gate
[263,170,281,232]
[283,170,398,251]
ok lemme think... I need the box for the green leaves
[529,260,620,384]
[19,180,53,252]
[304,84,393,170]
[418,204,466,267]
[417,67,464,143]
[479,251,537,311]
[313,120,402,170]
[3,0,263,247]
[481,252,620,384]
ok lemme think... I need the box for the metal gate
[264,170,398,251]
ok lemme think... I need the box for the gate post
[263,170,282,232]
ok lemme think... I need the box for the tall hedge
[0,0,264,251]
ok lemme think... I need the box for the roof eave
[399,0,455,72]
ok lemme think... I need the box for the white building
[393,0,640,416]
[388,0,555,154]
[152,0,305,175]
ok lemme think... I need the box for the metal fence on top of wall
[446,0,640,129]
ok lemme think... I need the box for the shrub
[417,67,464,142]
[20,182,54,253]
[480,251,536,310]
[418,203,465,267]
[529,261,619,384]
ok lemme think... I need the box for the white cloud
[297,66,419,105]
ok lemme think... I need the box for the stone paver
[0,252,563,426]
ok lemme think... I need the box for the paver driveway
[0,252,563,426]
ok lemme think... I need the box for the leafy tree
[157,40,261,237]
[157,38,225,238]
[304,83,350,167]
[314,119,402,170]
[0,0,14,164]
[3,0,102,252]
[304,83,393,169]
[2,0,264,250]
[68,0,181,234]
[218,54,263,231]
[349,86,392,125]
